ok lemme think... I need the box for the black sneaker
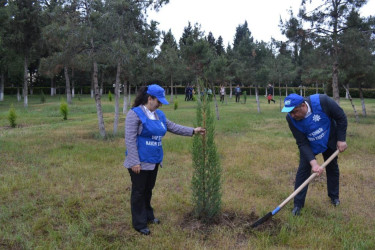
[331,198,340,207]
[292,206,301,216]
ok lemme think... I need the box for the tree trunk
[211,83,220,120]
[299,85,303,96]
[100,71,103,96]
[255,85,260,113]
[72,68,75,98]
[91,72,94,98]
[0,71,4,101]
[342,84,359,123]
[29,70,33,95]
[17,87,21,101]
[170,75,174,103]
[345,87,349,99]
[358,84,366,117]
[23,56,28,107]
[128,82,131,107]
[323,83,327,95]
[229,82,233,99]
[93,61,106,138]
[332,61,340,104]
[113,61,121,135]
[279,80,282,111]
[50,77,55,96]
[285,83,288,96]
[123,80,128,114]
[64,65,72,104]
[316,82,319,94]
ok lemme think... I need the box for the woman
[220,85,225,103]
[267,84,276,104]
[124,84,205,235]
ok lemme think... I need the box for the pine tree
[192,81,221,222]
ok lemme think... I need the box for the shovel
[251,149,340,228]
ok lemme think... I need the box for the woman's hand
[194,127,206,135]
[131,164,141,174]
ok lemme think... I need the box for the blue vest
[132,106,167,163]
[289,94,331,155]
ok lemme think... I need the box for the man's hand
[131,164,141,174]
[310,159,324,176]
[337,141,347,152]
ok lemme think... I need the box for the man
[281,93,347,216]
[235,84,241,103]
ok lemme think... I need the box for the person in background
[220,85,225,103]
[124,84,205,235]
[267,84,276,104]
[235,84,241,103]
[185,85,190,101]
[188,85,193,101]
[281,93,347,216]
[207,88,213,101]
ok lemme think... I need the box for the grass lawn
[1,93,374,249]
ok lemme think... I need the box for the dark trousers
[128,165,159,230]
[220,95,224,103]
[294,148,340,208]
[235,94,240,102]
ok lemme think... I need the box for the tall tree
[300,0,368,104]
[215,36,225,56]
[0,0,10,101]
[41,0,83,104]
[158,29,180,102]
[9,0,42,107]
[233,20,250,49]
[339,10,374,117]
[232,22,256,107]
[80,0,107,137]
[179,22,211,88]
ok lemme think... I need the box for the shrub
[174,99,178,110]
[191,81,222,222]
[60,101,68,120]
[108,91,113,102]
[8,105,17,128]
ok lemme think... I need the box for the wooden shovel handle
[278,149,340,209]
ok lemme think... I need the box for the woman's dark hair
[132,86,152,107]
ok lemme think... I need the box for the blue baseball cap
[147,84,169,105]
[281,94,304,112]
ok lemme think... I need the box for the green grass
[1,94,375,249]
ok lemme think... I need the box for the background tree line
[0,0,374,130]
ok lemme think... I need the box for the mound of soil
[180,210,281,236]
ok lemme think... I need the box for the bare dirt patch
[180,210,281,237]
